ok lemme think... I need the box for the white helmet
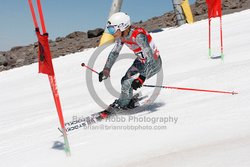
[107,12,131,34]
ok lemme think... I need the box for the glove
[99,68,110,82]
[131,75,146,90]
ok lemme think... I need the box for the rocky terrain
[0,0,249,72]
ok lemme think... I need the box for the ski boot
[126,94,141,109]
[97,94,142,120]
[95,100,124,121]
[109,99,125,110]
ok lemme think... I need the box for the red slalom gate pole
[81,63,99,75]
[36,0,46,33]
[28,0,71,156]
[220,16,224,60]
[208,18,211,58]
[28,0,38,28]
[143,85,238,95]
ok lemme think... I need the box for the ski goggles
[106,24,119,35]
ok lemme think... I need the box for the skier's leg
[118,59,144,108]
[121,59,144,84]
[144,56,162,79]
[114,57,161,108]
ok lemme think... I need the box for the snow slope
[1,10,250,167]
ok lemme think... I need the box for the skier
[99,12,162,110]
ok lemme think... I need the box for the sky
[0,0,196,51]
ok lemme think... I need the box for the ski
[58,94,149,134]
[92,93,149,121]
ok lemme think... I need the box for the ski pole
[81,63,99,75]
[143,85,238,95]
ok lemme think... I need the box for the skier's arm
[99,40,123,82]
[135,33,154,78]
[130,33,153,90]
[104,39,123,70]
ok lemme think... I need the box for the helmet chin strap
[121,26,131,37]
